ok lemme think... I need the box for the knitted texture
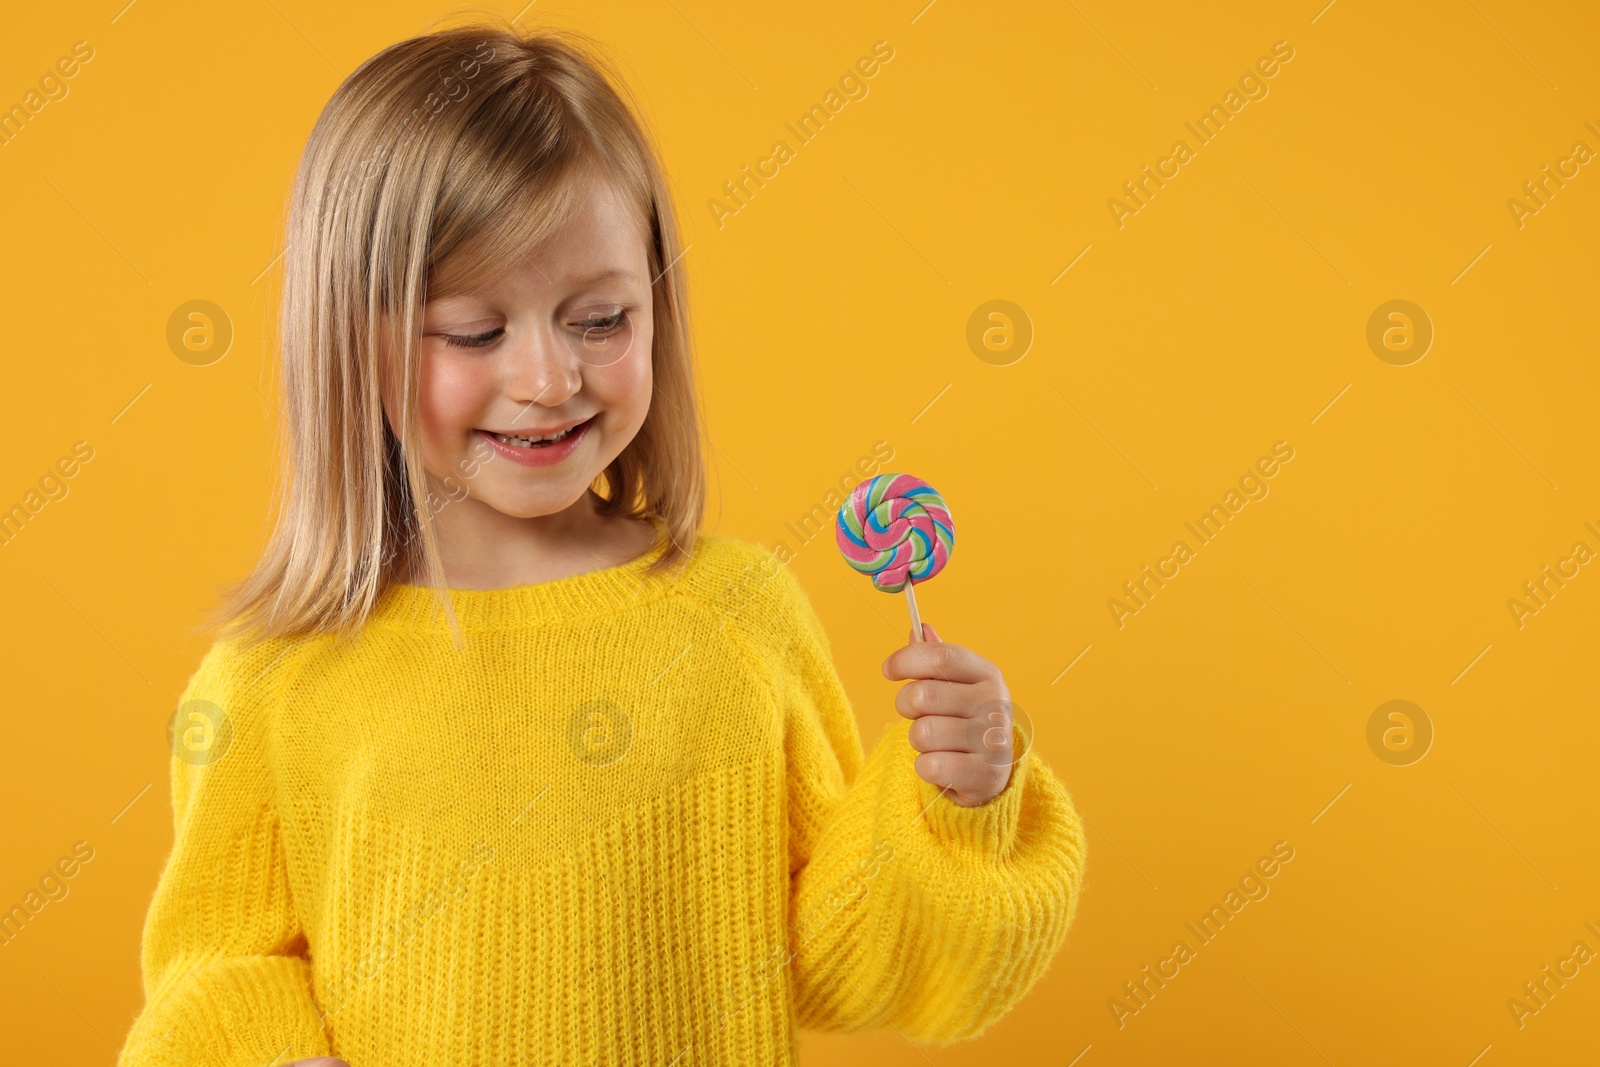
[119,531,1087,1066]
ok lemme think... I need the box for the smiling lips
[473,414,597,466]
[481,414,594,446]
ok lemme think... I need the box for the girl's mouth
[474,414,598,467]
[490,425,577,448]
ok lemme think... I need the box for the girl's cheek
[602,330,653,409]
[420,357,495,435]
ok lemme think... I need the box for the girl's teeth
[492,427,573,447]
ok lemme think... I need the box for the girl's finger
[913,750,1004,804]
[883,639,993,683]
[894,678,983,719]
[909,709,1016,762]
[907,712,980,754]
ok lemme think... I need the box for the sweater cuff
[912,720,1034,857]
[119,955,331,1067]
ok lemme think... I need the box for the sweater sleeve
[774,567,1088,1045]
[118,638,332,1067]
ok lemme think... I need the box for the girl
[120,18,1086,1067]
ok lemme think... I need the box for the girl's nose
[504,325,581,406]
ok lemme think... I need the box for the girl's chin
[473,481,606,520]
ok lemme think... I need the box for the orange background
[2,1,1597,1063]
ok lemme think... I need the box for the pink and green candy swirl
[835,473,955,593]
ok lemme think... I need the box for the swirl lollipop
[835,473,954,643]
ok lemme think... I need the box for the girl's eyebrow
[432,266,637,303]
[564,267,640,287]
[424,268,641,315]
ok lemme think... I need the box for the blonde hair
[202,16,705,651]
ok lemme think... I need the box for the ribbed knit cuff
[913,721,1034,857]
[119,956,331,1067]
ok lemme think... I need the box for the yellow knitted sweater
[120,531,1087,1066]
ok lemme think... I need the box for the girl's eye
[438,310,630,348]
[440,327,503,349]
[573,308,629,335]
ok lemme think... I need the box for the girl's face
[395,178,655,523]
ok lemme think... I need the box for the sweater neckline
[371,516,690,631]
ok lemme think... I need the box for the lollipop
[835,473,954,643]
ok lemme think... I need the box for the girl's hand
[883,623,1015,806]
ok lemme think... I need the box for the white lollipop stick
[905,582,924,644]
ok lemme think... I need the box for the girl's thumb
[922,622,942,643]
